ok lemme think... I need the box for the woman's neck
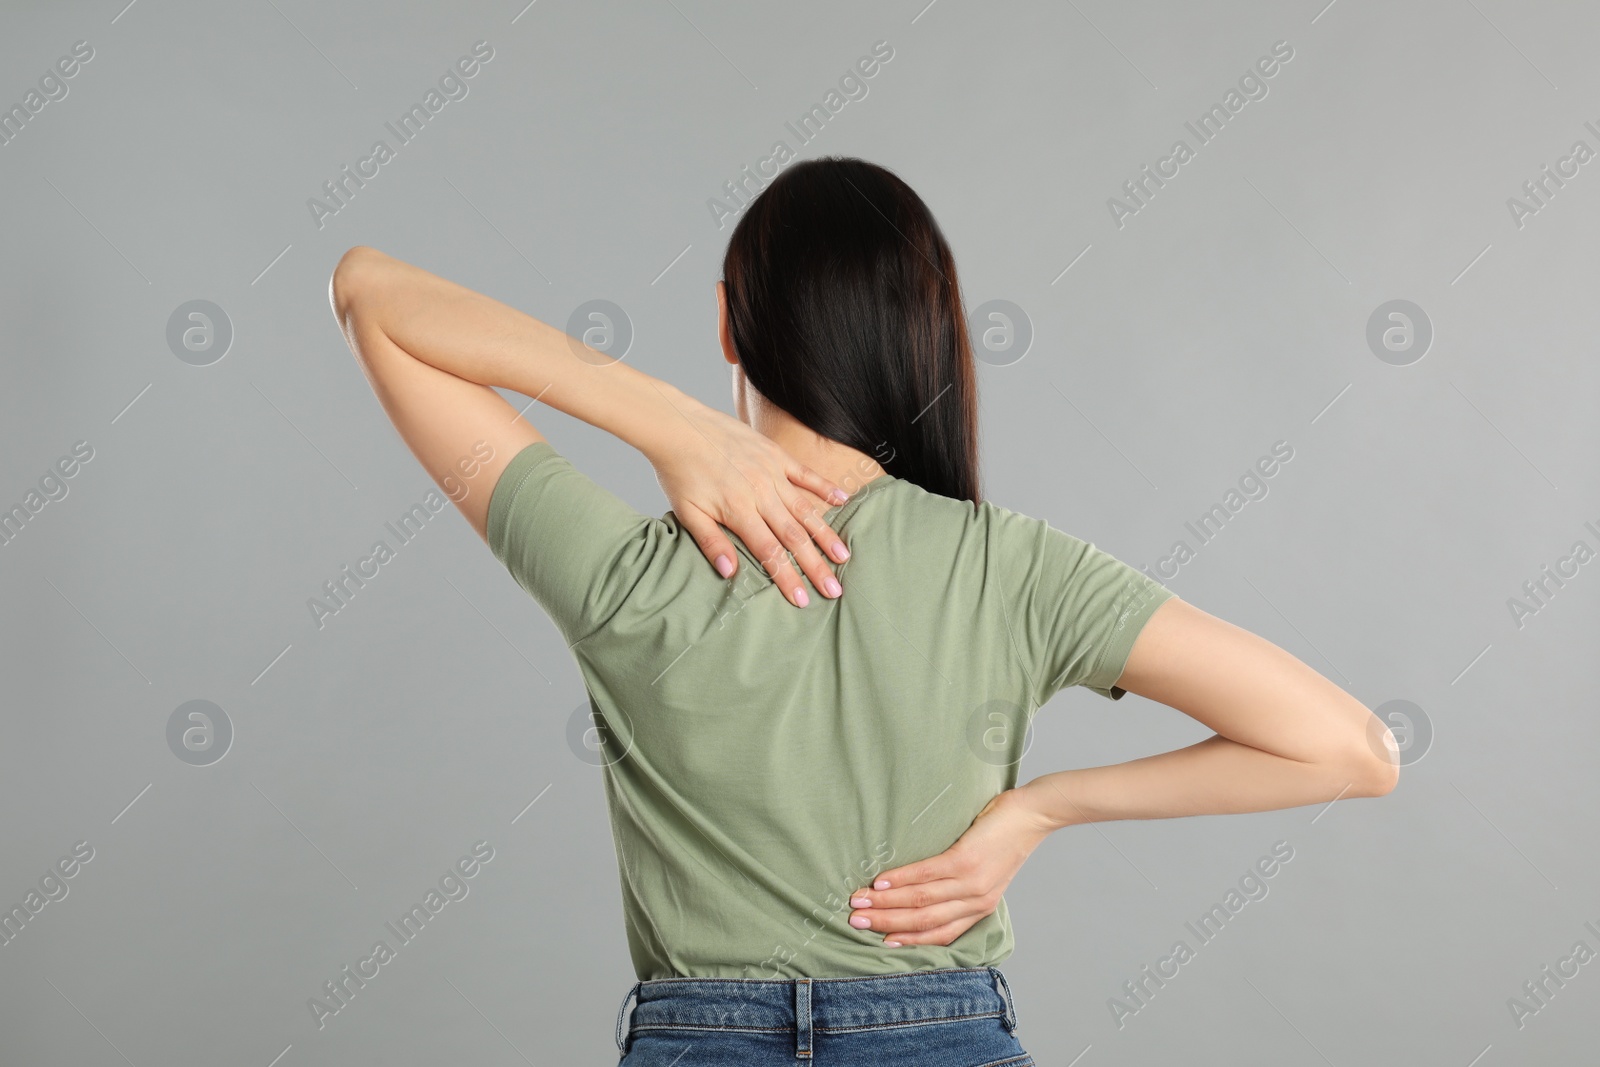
[753,404,888,496]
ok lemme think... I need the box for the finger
[676,505,739,580]
[881,915,984,949]
[756,494,834,607]
[785,486,851,568]
[848,898,975,935]
[736,514,810,608]
[847,878,966,912]
[786,462,850,509]
[863,856,955,892]
[782,493,846,598]
[755,489,832,598]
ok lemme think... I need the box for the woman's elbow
[1346,716,1402,798]
[329,245,384,321]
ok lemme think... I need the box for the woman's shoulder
[875,476,1065,536]
[836,477,1087,568]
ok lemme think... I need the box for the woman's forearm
[331,245,694,457]
[1018,733,1383,832]
[328,247,855,601]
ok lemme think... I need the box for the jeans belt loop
[794,977,814,1058]
[615,980,642,1054]
[989,966,1018,1033]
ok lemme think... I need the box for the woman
[330,156,1399,1066]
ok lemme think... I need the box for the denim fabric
[615,966,1033,1066]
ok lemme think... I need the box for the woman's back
[488,439,1174,981]
[334,155,1398,1060]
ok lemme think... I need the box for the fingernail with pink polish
[834,542,850,560]
[849,897,871,908]
[882,940,902,948]
[874,879,891,890]
[714,554,733,578]
[824,577,842,598]
[794,587,809,608]
[849,915,871,929]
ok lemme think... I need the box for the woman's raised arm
[328,245,853,607]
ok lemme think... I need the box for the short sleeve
[486,440,668,648]
[1003,514,1175,705]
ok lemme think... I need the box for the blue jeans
[614,965,1032,1066]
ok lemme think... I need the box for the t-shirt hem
[1083,581,1176,700]
[488,439,620,648]
[486,439,560,566]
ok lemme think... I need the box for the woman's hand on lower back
[646,395,853,608]
[846,788,1056,947]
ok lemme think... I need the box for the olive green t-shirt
[488,440,1174,981]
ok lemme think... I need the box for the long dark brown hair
[721,157,981,504]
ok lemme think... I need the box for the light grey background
[2,1,1596,1064]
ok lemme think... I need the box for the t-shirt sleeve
[1003,513,1176,705]
[486,440,669,648]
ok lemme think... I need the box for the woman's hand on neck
[740,374,888,496]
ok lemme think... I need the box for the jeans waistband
[615,966,1018,1055]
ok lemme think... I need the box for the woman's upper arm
[331,248,671,645]
[331,248,545,542]
[1113,597,1396,786]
